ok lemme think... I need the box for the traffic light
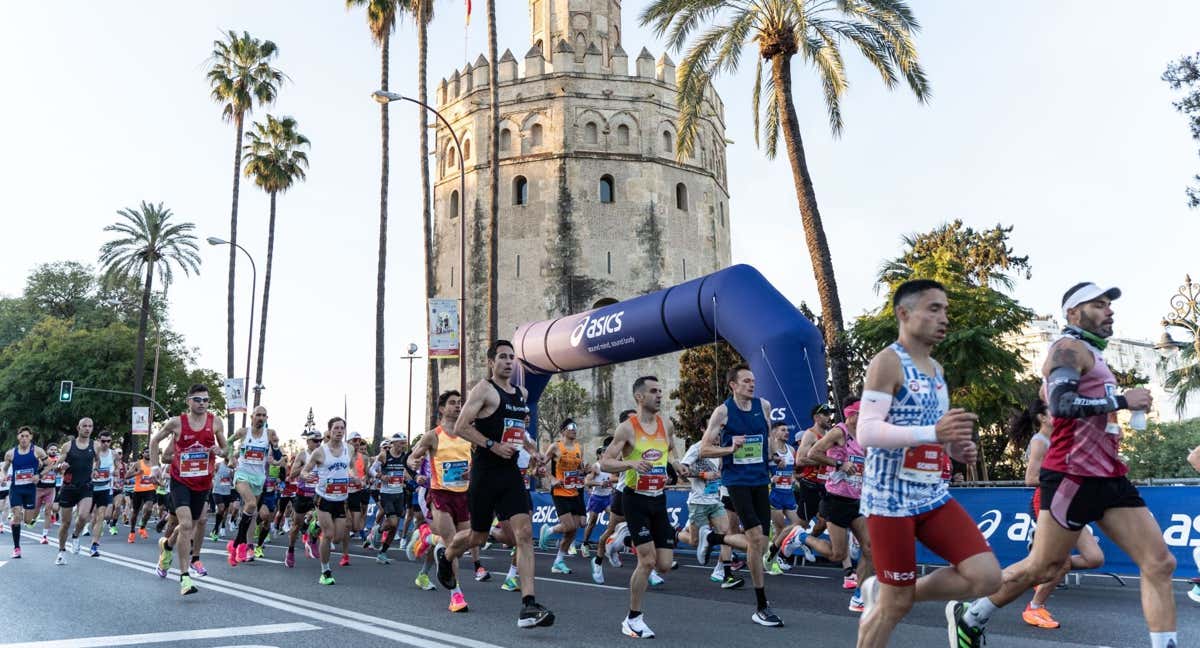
[59,380,73,403]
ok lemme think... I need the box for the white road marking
[0,622,318,648]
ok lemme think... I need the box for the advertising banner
[428,298,460,359]
[224,378,246,414]
[130,406,151,435]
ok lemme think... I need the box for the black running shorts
[467,466,528,533]
[798,480,825,522]
[316,496,347,519]
[168,479,209,519]
[818,492,862,529]
[726,484,771,533]
[57,484,93,509]
[1038,468,1145,531]
[293,494,315,515]
[553,493,586,518]
[380,492,407,518]
[621,490,676,550]
[610,487,626,517]
[346,490,367,513]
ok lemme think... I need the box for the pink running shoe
[339,554,350,567]
[11,547,21,559]
[285,548,295,568]
[190,559,208,577]
[226,540,238,566]
[235,543,250,563]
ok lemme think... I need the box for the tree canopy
[670,341,745,446]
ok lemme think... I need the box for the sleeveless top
[472,380,530,473]
[62,438,95,489]
[431,426,472,493]
[621,415,669,497]
[861,343,951,517]
[379,451,409,494]
[1042,336,1126,477]
[297,450,318,497]
[10,445,39,489]
[211,463,233,495]
[92,449,114,492]
[38,456,58,488]
[720,396,771,487]
[347,453,366,494]
[771,445,796,494]
[591,463,614,497]
[825,423,866,500]
[552,439,585,497]
[133,460,156,492]
[315,442,350,502]
[797,428,834,484]
[170,413,216,491]
[236,426,271,478]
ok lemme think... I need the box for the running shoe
[648,571,664,587]
[157,537,173,574]
[517,602,555,628]
[474,566,491,581]
[849,591,865,613]
[415,572,436,590]
[592,560,604,584]
[89,543,100,557]
[376,551,392,565]
[695,524,714,566]
[138,527,148,539]
[567,543,577,556]
[775,556,793,571]
[946,601,987,648]
[604,537,623,568]
[70,538,81,555]
[285,549,296,568]
[306,535,319,560]
[318,570,335,586]
[180,575,198,596]
[766,557,783,576]
[537,524,554,549]
[339,554,350,567]
[127,532,136,544]
[500,576,520,592]
[434,545,457,589]
[190,559,208,577]
[1189,584,1200,604]
[730,557,747,572]
[710,566,724,583]
[622,614,655,638]
[448,591,469,613]
[10,547,20,559]
[844,571,858,590]
[236,543,250,563]
[860,575,880,617]
[579,543,590,558]
[721,575,746,589]
[55,551,66,566]
[752,607,783,627]
[408,524,433,560]
[226,540,238,566]
[780,526,808,560]
[109,525,117,535]
[1022,603,1060,629]
[39,533,48,545]
[253,545,265,559]
[550,560,571,575]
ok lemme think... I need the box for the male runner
[34,444,60,544]
[300,417,354,585]
[109,448,126,534]
[224,405,273,564]
[285,430,322,566]
[795,404,836,528]
[594,411,634,579]
[54,418,99,565]
[852,279,999,648]
[87,431,117,556]
[372,434,410,564]
[599,376,686,638]
[764,421,799,575]
[694,365,784,627]
[539,418,588,574]
[254,431,286,557]
[582,447,614,578]
[434,339,554,628]
[128,448,156,542]
[955,282,1176,648]
[2,426,49,558]
[150,384,227,595]
[208,459,235,541]
[678,434,743,589]
[344,431,370,564]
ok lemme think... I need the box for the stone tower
[432,0,732,443]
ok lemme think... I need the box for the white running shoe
[648,570,664,587]
[622,615,655,638]
[55,551,66,566]
[591,560,604,584]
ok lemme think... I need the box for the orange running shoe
[127,532,136,544]
[1021,603,1060,629]
[138,528,149,539]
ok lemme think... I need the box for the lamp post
[402,342,422,441]
[373,90,467,398]
[207,236,258,429]
[1161,274,1200,355]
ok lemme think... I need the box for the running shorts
[868,499,992,586]
[233,471,265,495]
[819,493,863,529]
[130,490,154,517]
[405,486,421,511]
[261,491,279,512]
[316,497,347,519]
[586,493,612,514]
[346,490,368,514]
[293,495,315,515]
[553,493,586,518]
[91,490,113,508]
[57,484,93,508]
[429,489,470,526]
[1038,469,1145,531]
[798,480,825,522]
[35,487,55,511]
[1029,487,1041,519]
[168,479,209,519]
[687,501,726,527]
[769,488,797,512]
[379,493,406,518]
[622,490,676,550]
[610,488,626,517]
[9,486,36,510]
[726,484,771,533]
[210,492,236,509]
[467,467,528,533]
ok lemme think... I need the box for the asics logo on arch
[569,311,625,347]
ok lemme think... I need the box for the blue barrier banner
[528,486,1200,579]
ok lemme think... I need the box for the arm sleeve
[856,390,938,449]
[1046,365,1125,418]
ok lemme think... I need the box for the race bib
[562,470,584,489]
[501,418,527,446]
[522,471,532,490]
[242,448,266,466]
[40,472,57,485]
[440,460,469,488]
[845,455,865,486]
[265,477,277,493]
[385,470,406,487]
[324,477,349,495]
[179,450,211,479]
[14,468,36,486]
[703,477,722,496]
[732,434,764,465]
[635,467,667,495]
[898,444,943,485]
[773,471,793,489]
[94,468,110,482]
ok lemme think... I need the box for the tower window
[500,128,511,152]
[531,123,544,147]
[607,251,612,274]
[517,254,521,278]
[585,122,598,145]
[447,146,456,170]
[449,190,459,218]
[662,131,672,153]
[463,139,471,161]
[599,174,614,203]
[675,183,688,211]
[513,176,529,205]
[617,124,630,146]
[719,202,725,226]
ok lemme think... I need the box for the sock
[473,560,482,571]
[506,564,518,579]
[164,541,173,551]
[451,585,463,596]
[191,555,199,563]
[755,586,767,610]
[720,563,729,580]
[707,532,725,546]
[235,512,253,545]
[964,598,998,628]
[1150,632,1177,648]
[766,544,779,561]
[521,595,535,606]
[555,550,565,563]
[628,610,641,619]
[257,524,269,547]
[12,524,19,548]
[321,561,330,572]
[844,565,854,577]
[594,554,603,566]
[1028,600,1042,610]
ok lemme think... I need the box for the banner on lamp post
[225,378,246,413]
[428,298,460,359]
[131,406,151,435]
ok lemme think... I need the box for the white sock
[555,551,565,563]
[1150,632,1177,648]
[1028,600,1042,610]
[451,585,463,596]
[321,562,330,572]
[506,564,518,579]
[964,598,998,628]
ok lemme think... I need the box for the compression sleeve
[856,390,939,449]
[1046,365,1125,418]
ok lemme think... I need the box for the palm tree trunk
[418,0,439,428]
[486,0,499,343]
[769,54,850,404]
[373,29,391,447]
[254,191,278,408]
[227,111,246,433]
[130,263,154,456]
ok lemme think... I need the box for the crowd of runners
[1,279,1197,647]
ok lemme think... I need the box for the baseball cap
[347,431,364,441]
[302,429,321,440]
[810,403,836,417]
[1061,282,1121,318]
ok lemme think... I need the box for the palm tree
[411,0,440,427]
[206,30,284,430]
[243,115,310,408]
[347,0,406,447]
[486,0,500,343]
[98,202,201,454]
[642,0,930,403]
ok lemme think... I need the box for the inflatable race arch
[512,264,828,438]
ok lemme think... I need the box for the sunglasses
[190,397,210,403]
[99,439,111,443]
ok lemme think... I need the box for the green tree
[347,0,405,447]
[1163,343,1200,416]
[410,0,439,428]
[98,202,201,453]
[536,378,593,447]
[243,115,310,407]
[1162,53,1200,207]
[642,0,930,404]
[1123,419,1200,479]
[206,30,285,432]
[670,341,745,444]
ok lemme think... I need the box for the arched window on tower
[719,202,725,227]
[662,130,673,154]
[599,174,615,203]
[617,124,630,146]
[446,145,456,171]
[585,121,598,145]
[513,176,529,205]
[531,123,544,147]
[500,128,511,152]
[675,183,688,211]
[463,139,471,161]
[449,190,459,219]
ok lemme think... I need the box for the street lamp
[207,236,258,429]
[373,90,468,398]
[402,342,422,441]
[1162,274,1200,356]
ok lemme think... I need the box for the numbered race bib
[40,472,57,486]
[773,469,793,490]
[898,444,944,485]
[1104,384,1122,435]
[180,450,211,479]
[324,477,349,495]
[501,418,527,446]
[385,470,406,487]
[265,477,277,493]
[440,460,469,488]
[563,470,584,490]
[219,474,233,487]
[703,477,722,496]
[732,435,764,465]
[94,468,111,482]
[522,470,532,490]
[242,448,266,466]
[635,467,667,495]
[14,468,36,486]
[846,455,865,486]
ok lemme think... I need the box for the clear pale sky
[3,1,1198,443]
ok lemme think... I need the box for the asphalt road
[0,527,1195,647]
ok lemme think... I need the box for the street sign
[59,380,73,403]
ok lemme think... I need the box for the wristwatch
[485,439,495,450]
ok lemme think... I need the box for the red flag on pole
[465,0,471,24]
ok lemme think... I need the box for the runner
[109,447,126,535]
[343,431,370,565]
[54,418,99,565]
[678,433,744,589]
[34,443,60,544]
[254,430,286,557]
[1,426,50,558]
[223,405,274,565]
[764,421,799,576]
[87,431,117,557]
[300,417,354,586]
[955,282,1176,648]
[795,404,836,530]
[594,410,635,581]
[851,279,999,648]
[285,430,322,567]
[694,365,785,627]
[371,434,410,564]
[538,418,588,574]
[208,459,235,541]
[581,446,614,581]
[150,383,227,596]
[599,375,686,638]
[434,339,554,628]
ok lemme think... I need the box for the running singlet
[621,416,669,497]
[133,461,156,492]
[92,449,114,492]
[10,446,38,488]
[798,429,835,484]
[170,413,216,491]
[552,439,584,497]
[825,424,866,500]
[591,463,614,497]
[38,461,58,488]
[472,380,531,472]
[720,397,771,487]
[1042,335,1127,478]
[297,450,318,497]
[211,464,233,495]
[379,452,409,494]
[347,453,365,494]
[861,343,950,517]
[430,426,471,493]
[62,438,95,488]
[771,446,796,493]
[315,443,350,502]
[236,427,270,478]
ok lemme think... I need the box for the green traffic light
[59,380,73,403]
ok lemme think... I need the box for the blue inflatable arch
[512,264,828,440]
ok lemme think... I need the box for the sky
[3,1,1199,444]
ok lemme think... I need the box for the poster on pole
[131,406,151,435]
[225,378,246,413]
[428,298,460,359]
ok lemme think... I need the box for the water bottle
[1129,410,1147,431]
